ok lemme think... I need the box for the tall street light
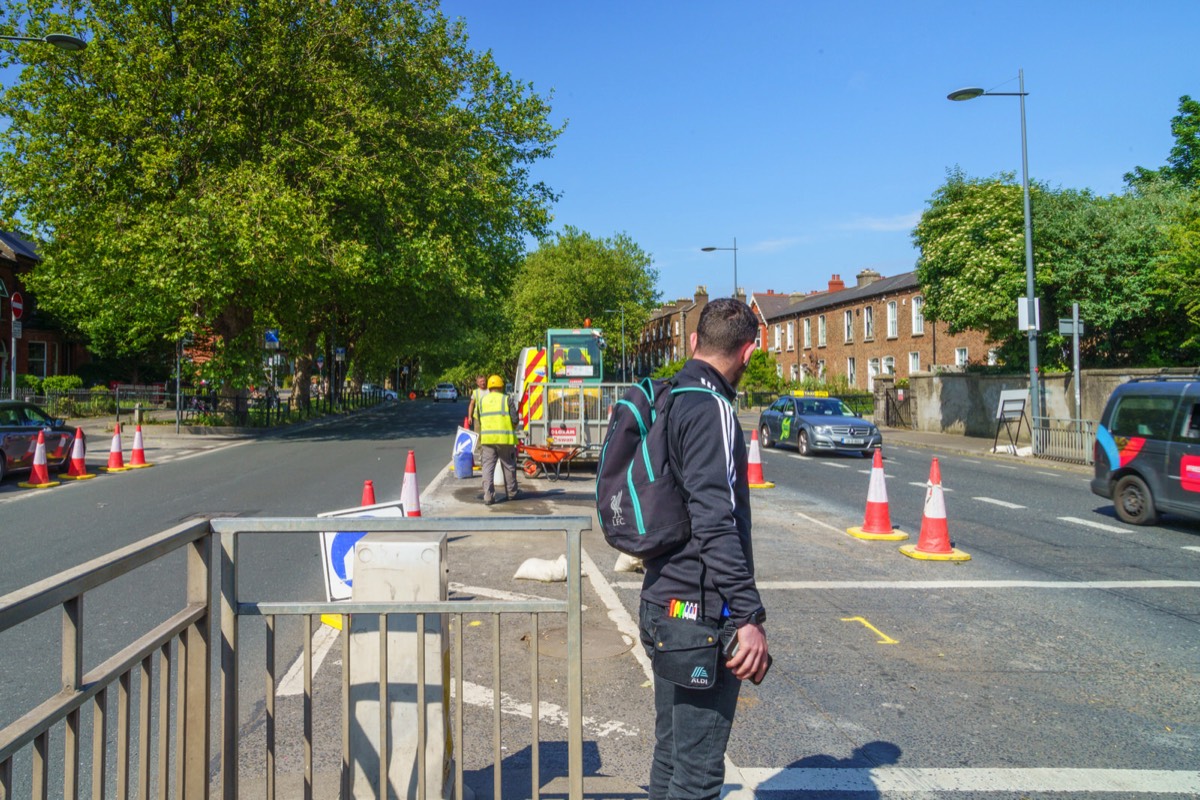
[948,69,1041,442]
[604,308,626,383]
[701,238,739,299]
[0,33,88,51]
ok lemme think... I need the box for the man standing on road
[478,374,520,506]
[466,374,488,429]
[639,297,769,800]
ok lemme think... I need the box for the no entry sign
[10,292,23,320]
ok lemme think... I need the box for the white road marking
[819,461,851,468]
[909,481,952,492]
[730,767,1200,794]
[1036,471,1060,477]
[962,459,982,464]
[580,547,653,679]
[795,511,852,535]
[454,680,637,738]
[1184,546,1200,554]
[974,496,1026,509]
[450,582,557,603]
[1058,516,1133,534]
[993,463,1019,470]
[277,622,339,697]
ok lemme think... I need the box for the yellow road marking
[840,616,898,644]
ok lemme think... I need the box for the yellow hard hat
[487,375,504,389]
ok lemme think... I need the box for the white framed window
[818,315,826,347]
[773,324,781,351]
[28,341,48,379]
[817,359,826,379]
[847,357,857,385]
[803,318,811,348]
[775,362,783,378]
[674,320,679,335]
[867,358,879,391]
[987,348,999,366]
[955,347,968,366]
[786,321,795,351]
[883,356,895,375]
[844,310,853,342]
[864,306,874,340]
[908,351,920,374]
[887,302,898,338]
[790,363,798,381]
[912,296,925,335]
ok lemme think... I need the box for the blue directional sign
[264,329,280,350]
[318,500,405,601]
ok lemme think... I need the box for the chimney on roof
[695,285,708,303]
[856,268,882,288]
[828,274,845,293]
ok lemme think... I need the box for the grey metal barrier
[0,515,588,800]
[1033,416,1097,465]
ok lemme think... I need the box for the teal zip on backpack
[596,377,727,558]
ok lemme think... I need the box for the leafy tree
[507,227,659,377]
[1,0,560,395]
[1126,95,1200,189]
[740,349,781,396]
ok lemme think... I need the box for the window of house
[674,320,679,335]
[817,359,826,379]
[0,278,8,298]
[867,358,879,391]
[909,352,920,374]
[818,315,826,346]
[955,347,968,366]
[790,364,798,381]
[775,362,783,378]
[847,357,856,385]
[988,348,999,366]
[28,341,48,379]
[864,306,874,340]
[912,296,925,335]
[803,318,811,348]
[887,302,898,338]
[844,310,853,342]
[786,321,794,351]
[883,356,895,375]
[773,324,781,351]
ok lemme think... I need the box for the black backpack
[596,378,726,558]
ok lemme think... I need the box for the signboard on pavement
[11,321,21,339]
[319,499,406,602]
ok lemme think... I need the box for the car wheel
[1113,474,1159,525]
[797,430,811,456]
[759,423,773,448]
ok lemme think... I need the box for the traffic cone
[848,448,907,540]
[60,428,96,481]
[18,431,61,489]
[100,424,132,473]
[128,425,154,468]
[401,450,422,516]
[361,479,376,506]
[900,458,970,561]
[747,429,775,489]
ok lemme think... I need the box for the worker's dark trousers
[639,600,740,800]
[479,444,518,503]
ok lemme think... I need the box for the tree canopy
[1,0,561,393]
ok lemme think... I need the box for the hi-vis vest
[479,392,517,446]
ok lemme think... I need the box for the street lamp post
[949,69,1041,448]
[701,238,739,299]
[604,308,626,383]
[0,33,87,51]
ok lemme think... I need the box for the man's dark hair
[696,298,758,355]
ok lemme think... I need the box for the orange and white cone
[848,448,907,540]
[128,424,154,468]
[361,479,377,506]
[747,429,775,489]
[401,450,422,516]
[101,424,132,472]
[60,428,96,481]
[18,431,61,489]
[900,458,970,561]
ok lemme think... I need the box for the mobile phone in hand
[750,654,773,685]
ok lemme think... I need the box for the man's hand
[726,622,768,683]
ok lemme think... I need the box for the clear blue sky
[440,0,1199,303]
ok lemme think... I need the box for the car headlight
[814,425,832,436]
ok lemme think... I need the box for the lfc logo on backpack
[596,378,726,558]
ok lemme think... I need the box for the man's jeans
[639,600,741,800]
[479,444,518,503]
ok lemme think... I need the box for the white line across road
[1058,516,1134,534]
[615,579,1200,591]
[973,496,1026,509]
[726,767,1200,795]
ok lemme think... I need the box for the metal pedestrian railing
[0,515,589,800]
[1033,416,1097,465]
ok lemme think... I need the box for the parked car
[433,383,459,403]
[361,383,397,400]
[757,391,881,457]
[0,401,75,482]
[1090,374,1200,525]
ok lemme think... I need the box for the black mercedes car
[0,401,75,482]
